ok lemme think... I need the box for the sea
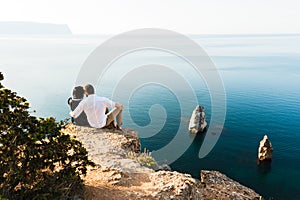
[0,34,300,199]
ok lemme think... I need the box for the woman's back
[68,98,89,126]
[68,86,90,126]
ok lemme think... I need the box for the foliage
[126,148,157,168]
[0,72,94,199]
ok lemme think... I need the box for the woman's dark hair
[72,86,84,99]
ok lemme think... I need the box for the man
[70,84,124,129]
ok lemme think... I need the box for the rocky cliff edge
[62,124,261,200]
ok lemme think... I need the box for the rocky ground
[62,124,261,200]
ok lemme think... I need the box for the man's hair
[84,84,95,95]
[73,86,84,99]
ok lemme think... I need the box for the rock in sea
[188,105,207,134]
[258,135,273,164]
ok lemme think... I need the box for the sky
[0,0,300,35]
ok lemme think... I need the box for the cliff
[62,124,261,200]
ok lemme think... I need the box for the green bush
[0,72,94,199]
[126,148,157,168]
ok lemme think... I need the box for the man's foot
[116,125,123,132]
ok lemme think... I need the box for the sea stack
[188,105,207,134]
[258,135,273,164]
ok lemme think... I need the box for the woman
[67,86,89,126]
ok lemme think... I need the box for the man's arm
[105,98,124,110]
[69,101,84,118]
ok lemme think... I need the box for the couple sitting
[68,84,123,130]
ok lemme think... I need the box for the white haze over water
[0,34,299,121]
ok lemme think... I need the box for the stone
[62,124,261,200]
[258,135,273,164]
[200,170,261,200]
[188,105,207,133]
[152,163,172,171]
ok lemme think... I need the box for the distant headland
[0,21,72,35]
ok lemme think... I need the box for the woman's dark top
[67,97,90,126]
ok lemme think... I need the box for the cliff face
[200,170,261,200]
[62,124,260,200]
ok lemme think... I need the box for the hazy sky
[0,0,299,34]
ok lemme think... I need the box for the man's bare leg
[106,107,123,128]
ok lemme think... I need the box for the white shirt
[70,94,116,128]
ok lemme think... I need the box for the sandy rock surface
[62,124,261,200]
[200,170,260,200]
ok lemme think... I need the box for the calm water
[1,34,300,199]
